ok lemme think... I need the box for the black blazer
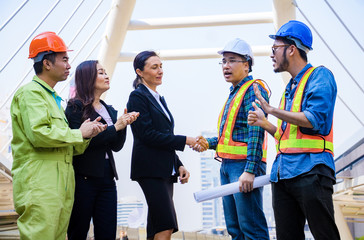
[127,84,186,180]
[65,99,126,180]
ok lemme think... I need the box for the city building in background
[199,130,225,230]
[117,196,145,228]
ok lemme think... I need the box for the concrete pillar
[272,0,296,30]
[272,0,296,85]
[97,0,136,81]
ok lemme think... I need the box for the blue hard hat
[269,20,313,50]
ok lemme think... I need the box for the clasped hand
[185,136,209,152]
[114,108,140,131]
[80,116,107,138]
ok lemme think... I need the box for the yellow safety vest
[274,67,334,156]
[216,79,269,162]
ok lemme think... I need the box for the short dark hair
[33,52,57,74]
[276,36,307,62]
[230,53,252,73]
[132,51,158,89]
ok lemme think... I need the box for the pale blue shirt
[270,64,337,182]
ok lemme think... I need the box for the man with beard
[247,20,340,239]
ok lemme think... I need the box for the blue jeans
[220,160,269,240]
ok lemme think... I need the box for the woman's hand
[178,166,190,184]
[80,116,107,138]
[191,136,209,152]
[185,136,197,147]
[114,108,140,131]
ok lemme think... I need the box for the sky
[1,0,364,232]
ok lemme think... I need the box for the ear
[43,59,52,71]
[288,45,296,57]
[243,61,250,72]
[136,68,143,78]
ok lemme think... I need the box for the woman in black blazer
[127,51,196,240]
[65,60,139,240]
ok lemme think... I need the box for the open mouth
[224,72,232,78]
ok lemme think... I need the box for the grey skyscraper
[199,130,225,230]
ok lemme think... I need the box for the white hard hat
[218,38,254,65]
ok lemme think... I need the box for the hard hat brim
[269,34,277,40]
[268,34,313,50]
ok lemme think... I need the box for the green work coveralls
[11,76,90,240]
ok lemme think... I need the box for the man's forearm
[261,119,277,136]
[270,108,313,128]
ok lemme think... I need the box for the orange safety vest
[274,67,334,156]
[216,79,269,162]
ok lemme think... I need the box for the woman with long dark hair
[65,60,139,239]
[127,51,196,240]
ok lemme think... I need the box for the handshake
[186,136,209,152]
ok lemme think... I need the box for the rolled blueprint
[194,174,271,203]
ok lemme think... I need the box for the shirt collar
[33,75,58,95]
[230,75,253,92]
[143,84,161,99]
[32,75,64,109]
[290,63,312,86]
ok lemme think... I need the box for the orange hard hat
[28,31,72,59]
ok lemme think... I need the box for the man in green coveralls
[10,31,106,240]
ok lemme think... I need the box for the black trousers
[68,160,117,240]
[272,174,340,240]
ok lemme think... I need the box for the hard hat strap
[32,51,54,63]
[287,36,310,53]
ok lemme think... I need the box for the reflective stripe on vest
[216,79,269,161]
[274,67,334,156]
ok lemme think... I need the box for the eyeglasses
[271,44,290,55]
[219,59,246,65]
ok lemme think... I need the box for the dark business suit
[127,84,186,238]
[65,99,126,240]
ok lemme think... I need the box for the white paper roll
[194,174,271,203]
